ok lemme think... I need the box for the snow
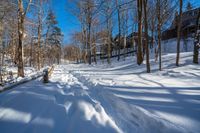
[0,52,200,133]
[0,66,36,85]
[0,66,50,91]
[162,38,194,53]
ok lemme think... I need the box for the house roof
[170,7,200,30]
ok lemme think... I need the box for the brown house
[162,7,200,40]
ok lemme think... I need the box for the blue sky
[51,0,80,44]
[51,0,200,44]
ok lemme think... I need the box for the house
[162,7,200,40]
[126,32,152,48]
[114,32,152,49]
[91,31,152,60]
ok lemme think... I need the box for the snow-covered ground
[1,66,37,84]
[0,52,200,133]
[0,66,49,91]
[162,38,194,53]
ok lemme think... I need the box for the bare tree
[68,0,103,64]
[137,0,143,65]
[143,0,150,72]
[121,7,129,60]
[156,0,162,70]
[115,0,122,61]
[36,0,42,70]
[193,9,200,64]
[102,0,113,64]
[34,0,49,69]
[176,0,182,66]
[17,0,32,77]
[148,0,156,50]
[156,0,174,71]
[0,0,15,82]
[0,1,7,82]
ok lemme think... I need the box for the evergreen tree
[45,10,63,64]
[186,2,192,11]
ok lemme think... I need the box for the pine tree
[45,10,58,46]
[186,2,192,11]
[45,10,63,64]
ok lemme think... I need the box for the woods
[0,0,63,80]
[0,1,200,133]
[0,0,199,79]
[65,0,193,72]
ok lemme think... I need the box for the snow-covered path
[62,52,200,133]
[0,52,200,133]
[0,66,123,133]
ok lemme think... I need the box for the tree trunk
[0,21,3,82]
[82,28,87,63]
[137,0,143,65]
[150,17,155,49]
[176,0,183,66]
[37,14,41,70]
[116,0,121,61]
[193,9,200,64]
[106,15,112,64]
[87,22,92,65]
[158,24,162,71]
[143,0,151,73]
[17,0,25,77]
[30,38,33,67]
[93,44,97,64]
[107,37,111,64]
[193,42,199,64]
[156,0,162,71]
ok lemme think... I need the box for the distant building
[126,32,152,48]
[92,31,152,59]
[114,32,152,49]
[162,7,200,40]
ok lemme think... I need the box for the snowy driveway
[0,54,200,133]
[0,66,122,133]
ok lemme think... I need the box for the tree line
[64,0,199,72]
[0,0,63,79]
[0,0,199,79]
